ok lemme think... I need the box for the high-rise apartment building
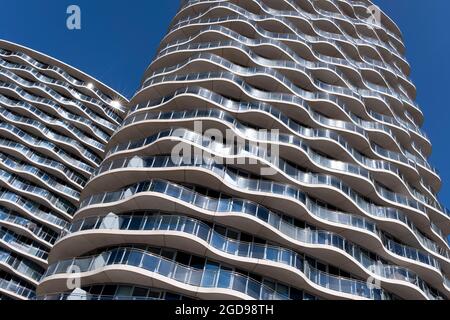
[4,0,450,301]
[0,40,128,300]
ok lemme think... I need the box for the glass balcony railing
[0,206,58,245]
[0,93,106,152]
[0,48,123,112]
[0,188,69,230]
[0,168,76,216]
[0,58,123,124]
[141,69,438,181]
[0,104,101,166]
[0,277,35,299]
[0,152,80,201]
[0,121,94,175]
[0,69,118,132]
[78,179,446,300]
[0,248,44,281]
[111,108,449,227]
[0,81,110,142]
[0,137,86,188]
[147,48,425,153]
[176,0,410,73]
[43,247,291,300]
[61,213,425,299]
[129,85,436,203]
[160,12,415,117]
[178,0,406,58]
[0,227,48,261]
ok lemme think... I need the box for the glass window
[165,292,182,300]
[161,250,175,260]
[101,285,116,297]
[87,285,103,295]
[304,292,317,300]
[142,255,158,271]
[197,224,210,241]
[147,290,162,299]
[128,216,143,230]
[256,207,269,221]
[214,225,227,236]
[137,181,150,193]
[246,280,260,299]
[217,268,232,289]
[132,287,148,297]
[175,252,191,265]
[143,216,156,230]
[211,232,224,250]
[166,185,181,198]
[127,251,142,267]
[251,244,265,259]
[231,200,243,212]
[116,249,130,264]
[173,265,189,283]
[266,247,279,262]
[189,256,205,269]
[217,198,230,212]
[120,217,131,230]
[183,219,195,234]
[159,217,171,230]
[276,283,289,296]
[317,262,327,273]
[116,286,133,298]
[201,263,219,287]
[237,242,250,256]
[232,274,247,293]
[328,265,340,277]
[289,287,303,300]
[179,189,193,203]
[157,259,174,277]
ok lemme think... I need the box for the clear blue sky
[1,0,449,215]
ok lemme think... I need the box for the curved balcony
[0,206,57,247]
[87,152,448,262]
[0,81,110,143]
[0,122,94,177]
[156,13,419,126]
[0,168,76,220]
[149,38,428,150]
[39,247,291,300]
[0,48,126,112]
[154,22,418,126]
[174,0,411,83]
[0,40,129,300]
[0,93,105,155]
[0,227,48,264]
[107,111,449,237]
[0,188,68,231]
[0,248,43,283]
[37,285,189,300]
[146,45,430,154]
[345,0,403,43]
[0,276,35,300]
[128,86,435,203]
[135,70,440,190]
[0,69,118,133]
[76,179,448,300]
[79,174,450,275]
[54,213,449,299]
[178,0,407,65]
[0,106,101,167]
[0,58,123,126]
[0,138,86,189]
[0,152,80,203]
